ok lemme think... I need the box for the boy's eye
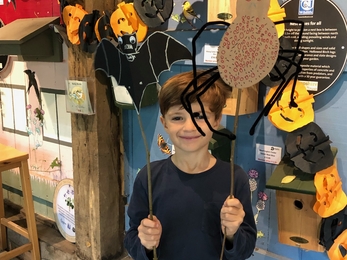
[193,112,204,120]
[172,116,182,121]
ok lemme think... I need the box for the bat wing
[125,31,191,110]
[144,31,192,82]
[94,39,122,82]
[95,33,191,112]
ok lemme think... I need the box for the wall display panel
[282,0,347,95]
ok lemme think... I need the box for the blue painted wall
[123,1,347,259]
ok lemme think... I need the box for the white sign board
[255,144,282,165]
[53,179,75,243]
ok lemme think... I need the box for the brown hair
[159,70,232,119]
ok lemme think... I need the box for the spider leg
[180,21,236,139]
[249,20,305,135]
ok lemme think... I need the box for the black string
[180,21,236,140]
[249,20,305,135]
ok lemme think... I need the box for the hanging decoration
[110,2,148,43]
[133,0,174,28]
[94,31,191,113]
[217,0,279,89]
[63,4,88,45]
[78,10,100,53]
[265,80,315,132]
[94,11,116,42]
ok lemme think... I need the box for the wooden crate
[276,190,324,252]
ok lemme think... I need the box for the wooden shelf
[0,17,63,62]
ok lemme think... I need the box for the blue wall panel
[123,1,347,259]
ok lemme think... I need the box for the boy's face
[160,102,221,155]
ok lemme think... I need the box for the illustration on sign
[53,179,75,243]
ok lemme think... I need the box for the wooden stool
[0,144,40,260]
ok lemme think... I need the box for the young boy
[124,70,257,260]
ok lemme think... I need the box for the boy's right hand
[138,215,162,250]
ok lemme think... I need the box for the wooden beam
[68,1,125,259]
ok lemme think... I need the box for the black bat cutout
[285,122,334,174]
[78,10,100,53]
[94,31,192,113]
[24,69,41,106]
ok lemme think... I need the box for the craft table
[0,143,40,260]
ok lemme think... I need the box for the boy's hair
[159,70,232,119]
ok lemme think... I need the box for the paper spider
[180,21,236,140]
[180,20,306,140]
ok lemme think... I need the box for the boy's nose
[183,117,197,131]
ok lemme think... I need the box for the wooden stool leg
[19,160,40,260]
[0,172,8,250]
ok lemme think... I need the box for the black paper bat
[285,122,334,174]
[94,31,192,112]
[24,69,41,106]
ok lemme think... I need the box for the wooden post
[68,0,124,259]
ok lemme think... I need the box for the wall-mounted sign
[53,179,75,243]
[255,144,282,165]
[66,80,94,115]
[282,0,347,95]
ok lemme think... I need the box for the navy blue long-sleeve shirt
[124,157,256,260]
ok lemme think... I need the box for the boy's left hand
[220,197,245,240]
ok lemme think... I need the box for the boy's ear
[214,114,222,128]
[160,115,167,129]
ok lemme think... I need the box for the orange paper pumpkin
[95,11,116,42]
[314,165,347,218]
[110,2,147,42]
[63,4,88,45]
[268,0,286,38]
[327,229,347,260]
[266,80,315,132]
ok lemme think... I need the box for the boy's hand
[138,215,162,250]
[220,197,245,240]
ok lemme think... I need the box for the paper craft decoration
[24,69,41,105]
[285,122,334,174]
[328,229,347,260]
[182,1,202,29]
[157,134,171,155]
[94,31,192,113]
[249,20,305,135]
[78,10,100,53]
[110,2,148,43]
[63,4,88,45]
[319,206,347,252]
[314,165,347,218]
[268,0,286,38]
[265,80,315,132]
[95,11,116,42]
[133,0,173,28]
[261,36,302,87]
[217,0,279,89]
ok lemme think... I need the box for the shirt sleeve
[124,169,151,260]
[223,169,257,259]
